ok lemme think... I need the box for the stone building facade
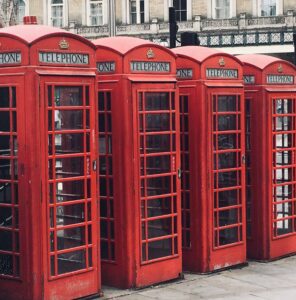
[4,1,296,60]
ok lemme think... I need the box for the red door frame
[0,75,31,300]
[267,91,296,259]
[131,82,182,287]
[39,75,99,300]
[206,87,246,271]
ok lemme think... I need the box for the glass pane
[215,152,238,169]
[219,227,239,245]
[51,133,85,154]
[54,87,83,106]
[275,151,292,166]
[146,197,173,217]
[0,87,10,107]
[275,99,292,114]
[0,182,12,203]
[49,156,84,179]
[146,135,170,153]
[145,114,170,132]
[0,159,11,179]
[217,95,236,112]
[217,115,237,131]
[99,136,112,154]
[0,112,10,132]
[275,168,292,184]
[56,180,85,202]
[275,134,292,148]
[216,171,239,188]
[0,231,12,251]
[145,156,170,175]
[57,227,85,250]
[276,219,292,235]
[215,134,238,150]
[218,189,238,207]
[275,185,292,201]
[0,136,10,156]
[275,116,292,131]
[219,208,239,226]
[148,218,172,238]
[54,110,84,130]
[145,93,169,110]
[146,176,171,196]
[57,249,86,274]
[56,203,85,226]
[148,239,172,260]
[0,254,13,275]
[0,207,12,227]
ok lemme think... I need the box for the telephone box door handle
[178,168,182,179]
[93,160,97,171]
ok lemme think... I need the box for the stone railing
[67,10,295,41]
[201,18,238,30]
[74,25,109,38]
[116,23,151,35]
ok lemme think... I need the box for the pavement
[100,255,296,300]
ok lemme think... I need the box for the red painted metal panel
[0,25,100,300]
[94,37,182,288]
[238,54,296,260]
[174,46,247,273]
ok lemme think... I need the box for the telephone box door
[132,83,181,285]
[0,76,28,299]
[208,88,246,264]
[39,76,99,299]
[268,92,296,254]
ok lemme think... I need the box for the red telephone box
[172,46,246,272]
[93,37,182,288]
[238,54,296,260]
[0,24,100,299]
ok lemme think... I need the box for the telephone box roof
[92,36,176,57]
[237,54,284,70]
[0,24,94,47]
[172,46,232,63]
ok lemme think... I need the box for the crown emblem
[278,64,283,73]
[59,39,69,50]
[147,48,155,59]
[219,57,225,66]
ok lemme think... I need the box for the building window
[173,0,187,21]
[215,0,230,19]
[129,0,145,24]
[88,0,103,25]
[51,0,64,27]
[261,0,276,16]
[17,0,26,24]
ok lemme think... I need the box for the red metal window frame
[0,86,20,279]
[180,95,191,249]
[245,98,252,239]
[46,84,94,279]
[211,92,245,249]
[137,90,179,264]
[271,96,296,238]
[98,90,116,262]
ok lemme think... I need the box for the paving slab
[101,256,296,300]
